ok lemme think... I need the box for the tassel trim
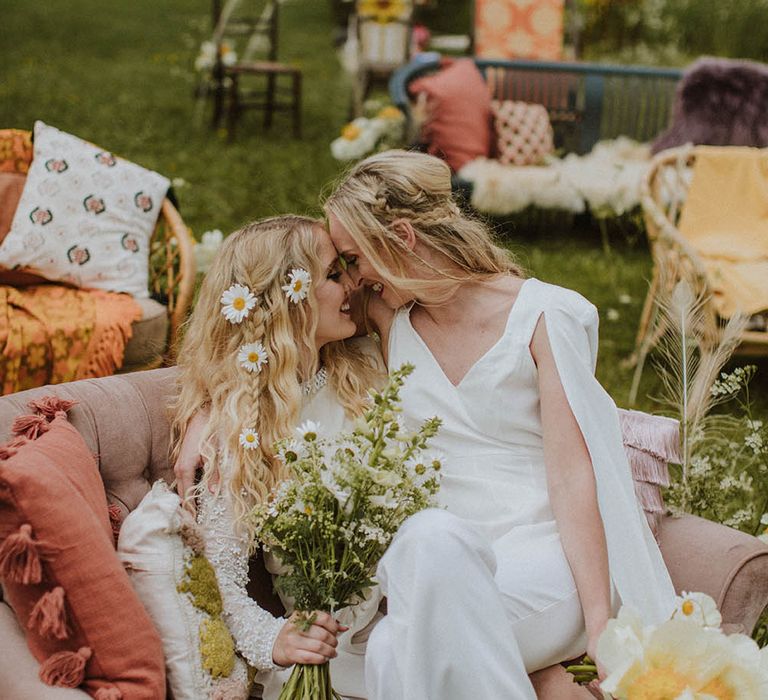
[39,646,92,688]
[0,523,58,585]
[624,446,671,487]
[633,480,666,513]
[28,586,69,640]
[107,503,123,548]
[0,435,28,460]
[619,409,682,463]
[12,414,50,440]
[94,686,123,700]
[26,396,77,421]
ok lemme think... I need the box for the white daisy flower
[282,268,311,303]
[237,341,268,373]
[220,284,258,323]
[238,428,260,450]
[296,420,322,442]
[276,438,307,464]
[672,591,722,629]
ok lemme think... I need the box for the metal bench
[390,56,683,156]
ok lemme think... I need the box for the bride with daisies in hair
[170,215,384,699]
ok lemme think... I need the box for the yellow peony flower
[599,601,768,700]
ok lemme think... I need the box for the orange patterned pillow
[492,100,554,166]
[0,402,165,698]
[0,129,34,174]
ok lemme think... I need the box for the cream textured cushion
[0,121,169,298]
[118,480,251,700]
[492,100,554,166]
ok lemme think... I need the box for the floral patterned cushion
[0,121,169,298]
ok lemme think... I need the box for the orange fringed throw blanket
[0,285,142,395]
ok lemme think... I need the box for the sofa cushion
[408,59,493,172]
[118,481,251,700]
[0,411,165,697]
[121,296,169,371]
[0,121,169,298]
[492,100,555,166]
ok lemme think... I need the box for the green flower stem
[277,662,340,700]
[565,662,598,686]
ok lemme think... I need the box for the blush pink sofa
[1,368,767,699]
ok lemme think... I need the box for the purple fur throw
[652,56,768,154]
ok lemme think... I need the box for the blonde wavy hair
[171,215,381,540]
[324,149,524,304]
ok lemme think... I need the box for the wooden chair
[629,144,768,402]
[7,130,196,372]
[210,0,302,139]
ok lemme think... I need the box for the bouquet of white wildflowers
[251,364,442,700]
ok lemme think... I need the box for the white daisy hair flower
[239,428,260,450]
[220,283,258,324]
[282,268,311,303]
[237,341,268,373]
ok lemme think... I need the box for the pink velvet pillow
[409,59,493,171]
[0,400,165,698]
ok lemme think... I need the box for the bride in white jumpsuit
[325,151,677,700]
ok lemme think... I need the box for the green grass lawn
[3,0,768,417]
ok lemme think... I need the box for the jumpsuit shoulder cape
[532,279,676,625]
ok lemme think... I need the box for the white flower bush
[330,104,405,162]
[194,40,236,72]
[194,229,224,274]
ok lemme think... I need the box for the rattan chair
[6,129,196,372]
[629,144,768,401]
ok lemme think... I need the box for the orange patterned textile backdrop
[474,0,564,61]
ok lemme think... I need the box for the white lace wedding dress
[197,369,380,700]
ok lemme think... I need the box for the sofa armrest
[0,602,90,700]
[658,513,768,634]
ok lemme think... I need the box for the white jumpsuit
[364,278,676,700]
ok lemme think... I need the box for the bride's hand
[272,611,349,667]
[173,407,212,514]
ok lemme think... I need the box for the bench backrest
[390,56,683,154]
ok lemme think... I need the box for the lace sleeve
[197,486,285,671]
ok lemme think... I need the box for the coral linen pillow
[409,59,493,171]
[0,405,165,698]
[0,121,169,298]
[118,481,251,700]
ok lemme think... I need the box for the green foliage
[665,367,768,537]
[577,0,768,64]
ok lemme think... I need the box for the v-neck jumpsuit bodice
[389,278,554,540]
[387,277,676,623]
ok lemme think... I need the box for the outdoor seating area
[2,1,768,699]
